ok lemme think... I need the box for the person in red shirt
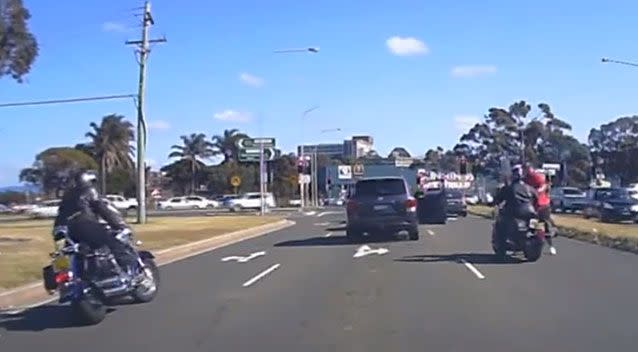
[523,164,557,255]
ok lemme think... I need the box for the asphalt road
[1,211,637,351]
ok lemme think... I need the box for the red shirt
[524,171,550,208]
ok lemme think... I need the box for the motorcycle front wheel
[72,292,107,325]
[131,258,160,303]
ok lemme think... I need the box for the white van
[226,192,276,211]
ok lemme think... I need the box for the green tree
[205,161,257,194]
[169,133,214,193]
[85,114,135,193]
[0,0,39,82]
[388,147,412,159]
[22,147,98,197]
[588,116,638,184]
[270,154,298,202]
[211,129,249,163]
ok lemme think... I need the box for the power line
[0,94,136,108]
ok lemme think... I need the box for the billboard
[338,165,352,179]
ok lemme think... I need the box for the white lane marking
[353,245,389,258]
[221,251,266,263]
[324,232,333,237]
[460,259,485,280]
[426,229,435,236]
[242,264,281,287]
[314,222,330,226]
[448,217,458,221]
[304,211,317,216]
[317,211,342,217]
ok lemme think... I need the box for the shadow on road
[326,226,347,231]
[275,235,400,247]
[395,253,525,265]
[274,236,351,247]
[0,305,116,331]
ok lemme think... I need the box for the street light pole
[274,47,320,54]
[299,106,319,209]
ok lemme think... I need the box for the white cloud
[148,120,171,130]
[102,21,130,33]
[145,159,156,167]
[386,36,429,56]
[454,115,481,132]
[451,65,497,78]
[239,72,265,87]
[213,109,252,123]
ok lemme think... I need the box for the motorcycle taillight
[55,271,71,284]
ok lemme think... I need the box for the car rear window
[355,179,406,197]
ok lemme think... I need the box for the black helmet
[511,164,523,181]
[74,170,98,189]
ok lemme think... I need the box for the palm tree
[85,114,135,193]
[211,129,249,163]
[169,133,214,193]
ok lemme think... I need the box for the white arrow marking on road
[304,211,317,216]
[242,264,281,287]
[460,259,485,279]
[353,245,389,258]
[314,222,330,226]
[324,232,332,237]
[221,251,266,263]
[427,230,435,236]
[317,211,342,217]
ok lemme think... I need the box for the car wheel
[346,228,362,243]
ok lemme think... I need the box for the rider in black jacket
[493,165,539,242]
[54,171,139,278]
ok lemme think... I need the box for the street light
[601,57,638,67]
[274,47,320,54]
[299,106,320,209]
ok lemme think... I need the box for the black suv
[346,176,419,242]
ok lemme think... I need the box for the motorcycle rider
[523,164,557,255]
[53,170,141,281]
[493,165,539,248]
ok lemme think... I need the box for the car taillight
[405,198,417,212]
[347,200,358,213]
[55,271,70,284]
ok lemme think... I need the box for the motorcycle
[41,225,160,325]
[491,209,547,262]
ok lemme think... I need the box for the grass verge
[468,205,638,254]
[0,216,280,290]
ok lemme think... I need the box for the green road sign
[238,147,276,162]
[236,137,276,149]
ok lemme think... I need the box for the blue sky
[2,0,638,186]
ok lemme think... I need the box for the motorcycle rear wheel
[523,238,543,262]
[72,292,107,325]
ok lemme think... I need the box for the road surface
[1,211,637,351]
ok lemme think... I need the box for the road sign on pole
[238,147,276,162]
[236,137,276,149]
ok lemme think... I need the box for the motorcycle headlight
[603,202,613,210]
[631,204,638,212]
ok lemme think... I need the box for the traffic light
[297,159,305,174]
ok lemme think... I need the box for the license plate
[53,256,70,271]
[374,204,389,211]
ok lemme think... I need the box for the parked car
[27,199,62,218]
[549,186,588,213]
[445,189,468,217]
[105,195,138,211]
[225,192,276,211]
[0,204,13,214]
[582,187,638,223]
[157,196,219,210]
[346,176,419,242]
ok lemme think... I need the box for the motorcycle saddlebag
[42,265,57,292]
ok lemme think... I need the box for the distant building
[297,135,375,160]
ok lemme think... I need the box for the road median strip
[468,205,638,254]
[0,216,294,309]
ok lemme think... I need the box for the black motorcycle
[42,225,160,325]
[491,208,547,262]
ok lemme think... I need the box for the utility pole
[126,1,166,224]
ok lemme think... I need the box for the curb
[0,219,295,310]
[467,209,638,255]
